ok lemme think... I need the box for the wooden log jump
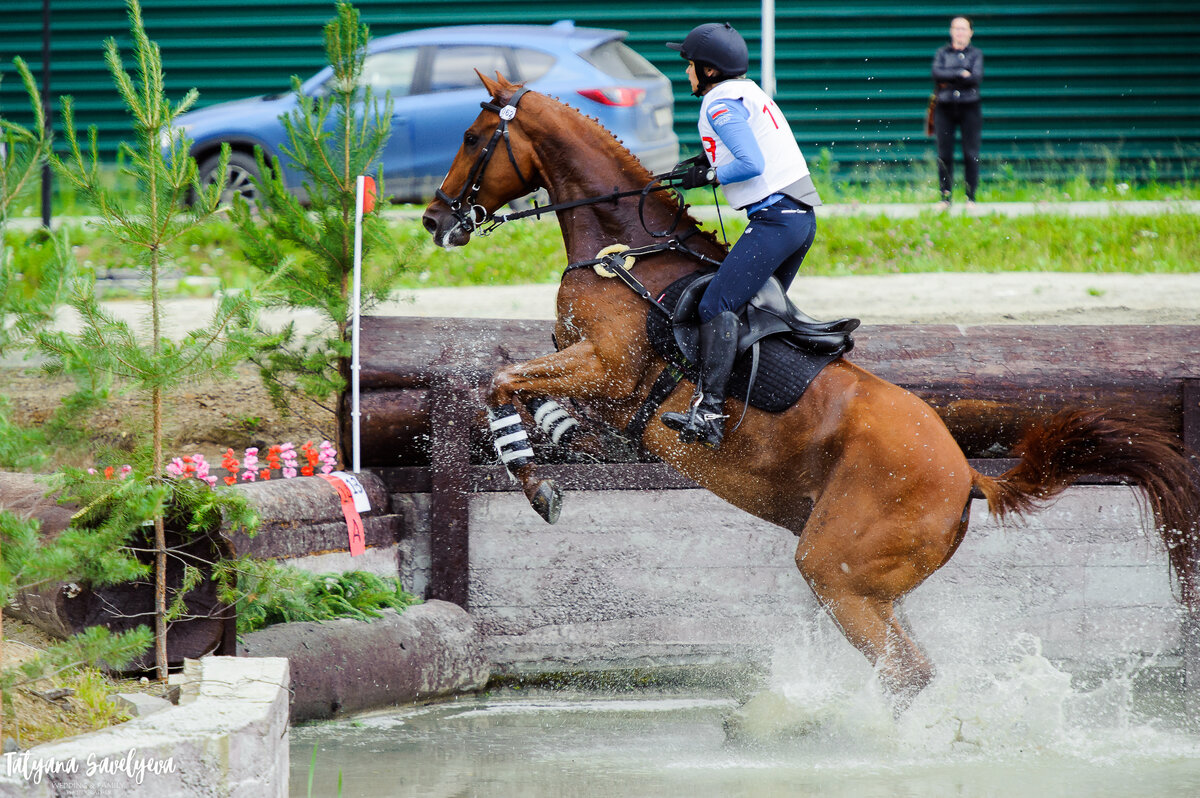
[0,471,230,670]
[348,316,1200,466]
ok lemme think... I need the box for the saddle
[644,272,858,415]
[670,273,858,367]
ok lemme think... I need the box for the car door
[358,47,421,198]
[404,44,513,200]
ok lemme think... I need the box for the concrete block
[0,656,290,798]
[453,484,1185,677]
[109,692,173,718]
[239,601,490,721]
[280,545,399,579]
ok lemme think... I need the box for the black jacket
[931,44,983,104]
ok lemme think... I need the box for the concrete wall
[397,486,1183,676]
[0,656,290,798]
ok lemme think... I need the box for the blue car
[171,21,679,204]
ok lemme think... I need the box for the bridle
[435,86,724,241]
[434,87,534,236]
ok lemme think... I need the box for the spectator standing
[931,16,983,207]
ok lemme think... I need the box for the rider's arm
[706,100,764,185]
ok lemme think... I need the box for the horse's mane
[490,77,727,253]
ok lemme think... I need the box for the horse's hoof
[530,480,562,524]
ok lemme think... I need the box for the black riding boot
[661,311,738,449]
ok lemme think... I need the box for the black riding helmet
[667,22,750,77]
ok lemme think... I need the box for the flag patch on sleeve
[709,106,735,127]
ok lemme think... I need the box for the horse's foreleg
[487,339,635,523]
[486,402,564,523]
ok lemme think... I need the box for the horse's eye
[464,132,479,147]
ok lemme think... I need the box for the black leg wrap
[488,403,534,473]
[527,397,580,447]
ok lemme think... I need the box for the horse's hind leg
[793,487,965,714]
[807,588,934,715]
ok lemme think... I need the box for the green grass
[4,175,1199,294]
[378,210,1200,287]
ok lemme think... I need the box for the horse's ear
[476,69,500,96]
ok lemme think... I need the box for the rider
[660,22,822,450]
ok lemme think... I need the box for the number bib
[698,79,811,210]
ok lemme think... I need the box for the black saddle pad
[646,273,844,413]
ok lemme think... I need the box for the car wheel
[198,150,264,206]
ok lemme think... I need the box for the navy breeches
[698,196,817,322]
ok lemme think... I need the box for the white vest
[698,79,812,210]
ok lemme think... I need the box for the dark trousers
[935,100,982,201]
[699,196,817,322]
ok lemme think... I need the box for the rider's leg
[664,197,815,448]
[772,205,816,293]
[697,197,814,321]
[662,310,738,447]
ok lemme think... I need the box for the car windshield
[580,40,661,80]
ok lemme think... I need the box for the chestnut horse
[423,75,1200,712]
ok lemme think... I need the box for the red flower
[104,466,114,480]
[300,465,314,477]
[301,440,320,467]
[224,475,237,486]
[260,468,272,481]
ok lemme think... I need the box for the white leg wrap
[487,403,534,473]
[529,398,579,446]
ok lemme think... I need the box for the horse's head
[422,73,542,248]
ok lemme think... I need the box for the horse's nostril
[421,213,438,234]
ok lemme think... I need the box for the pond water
[290,632,1199,798]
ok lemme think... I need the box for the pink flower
[319,440,337,474]
[242,448,259,482]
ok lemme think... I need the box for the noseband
[434,87,533,234]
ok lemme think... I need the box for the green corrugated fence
[3,0,1198,185]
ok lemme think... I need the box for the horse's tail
[970,407,1200,607]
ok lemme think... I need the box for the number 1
[762,103,780,129]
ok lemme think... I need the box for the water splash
[729,613,1197,776]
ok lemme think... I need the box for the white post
[351,175,366,473]
[761,0,777,98]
